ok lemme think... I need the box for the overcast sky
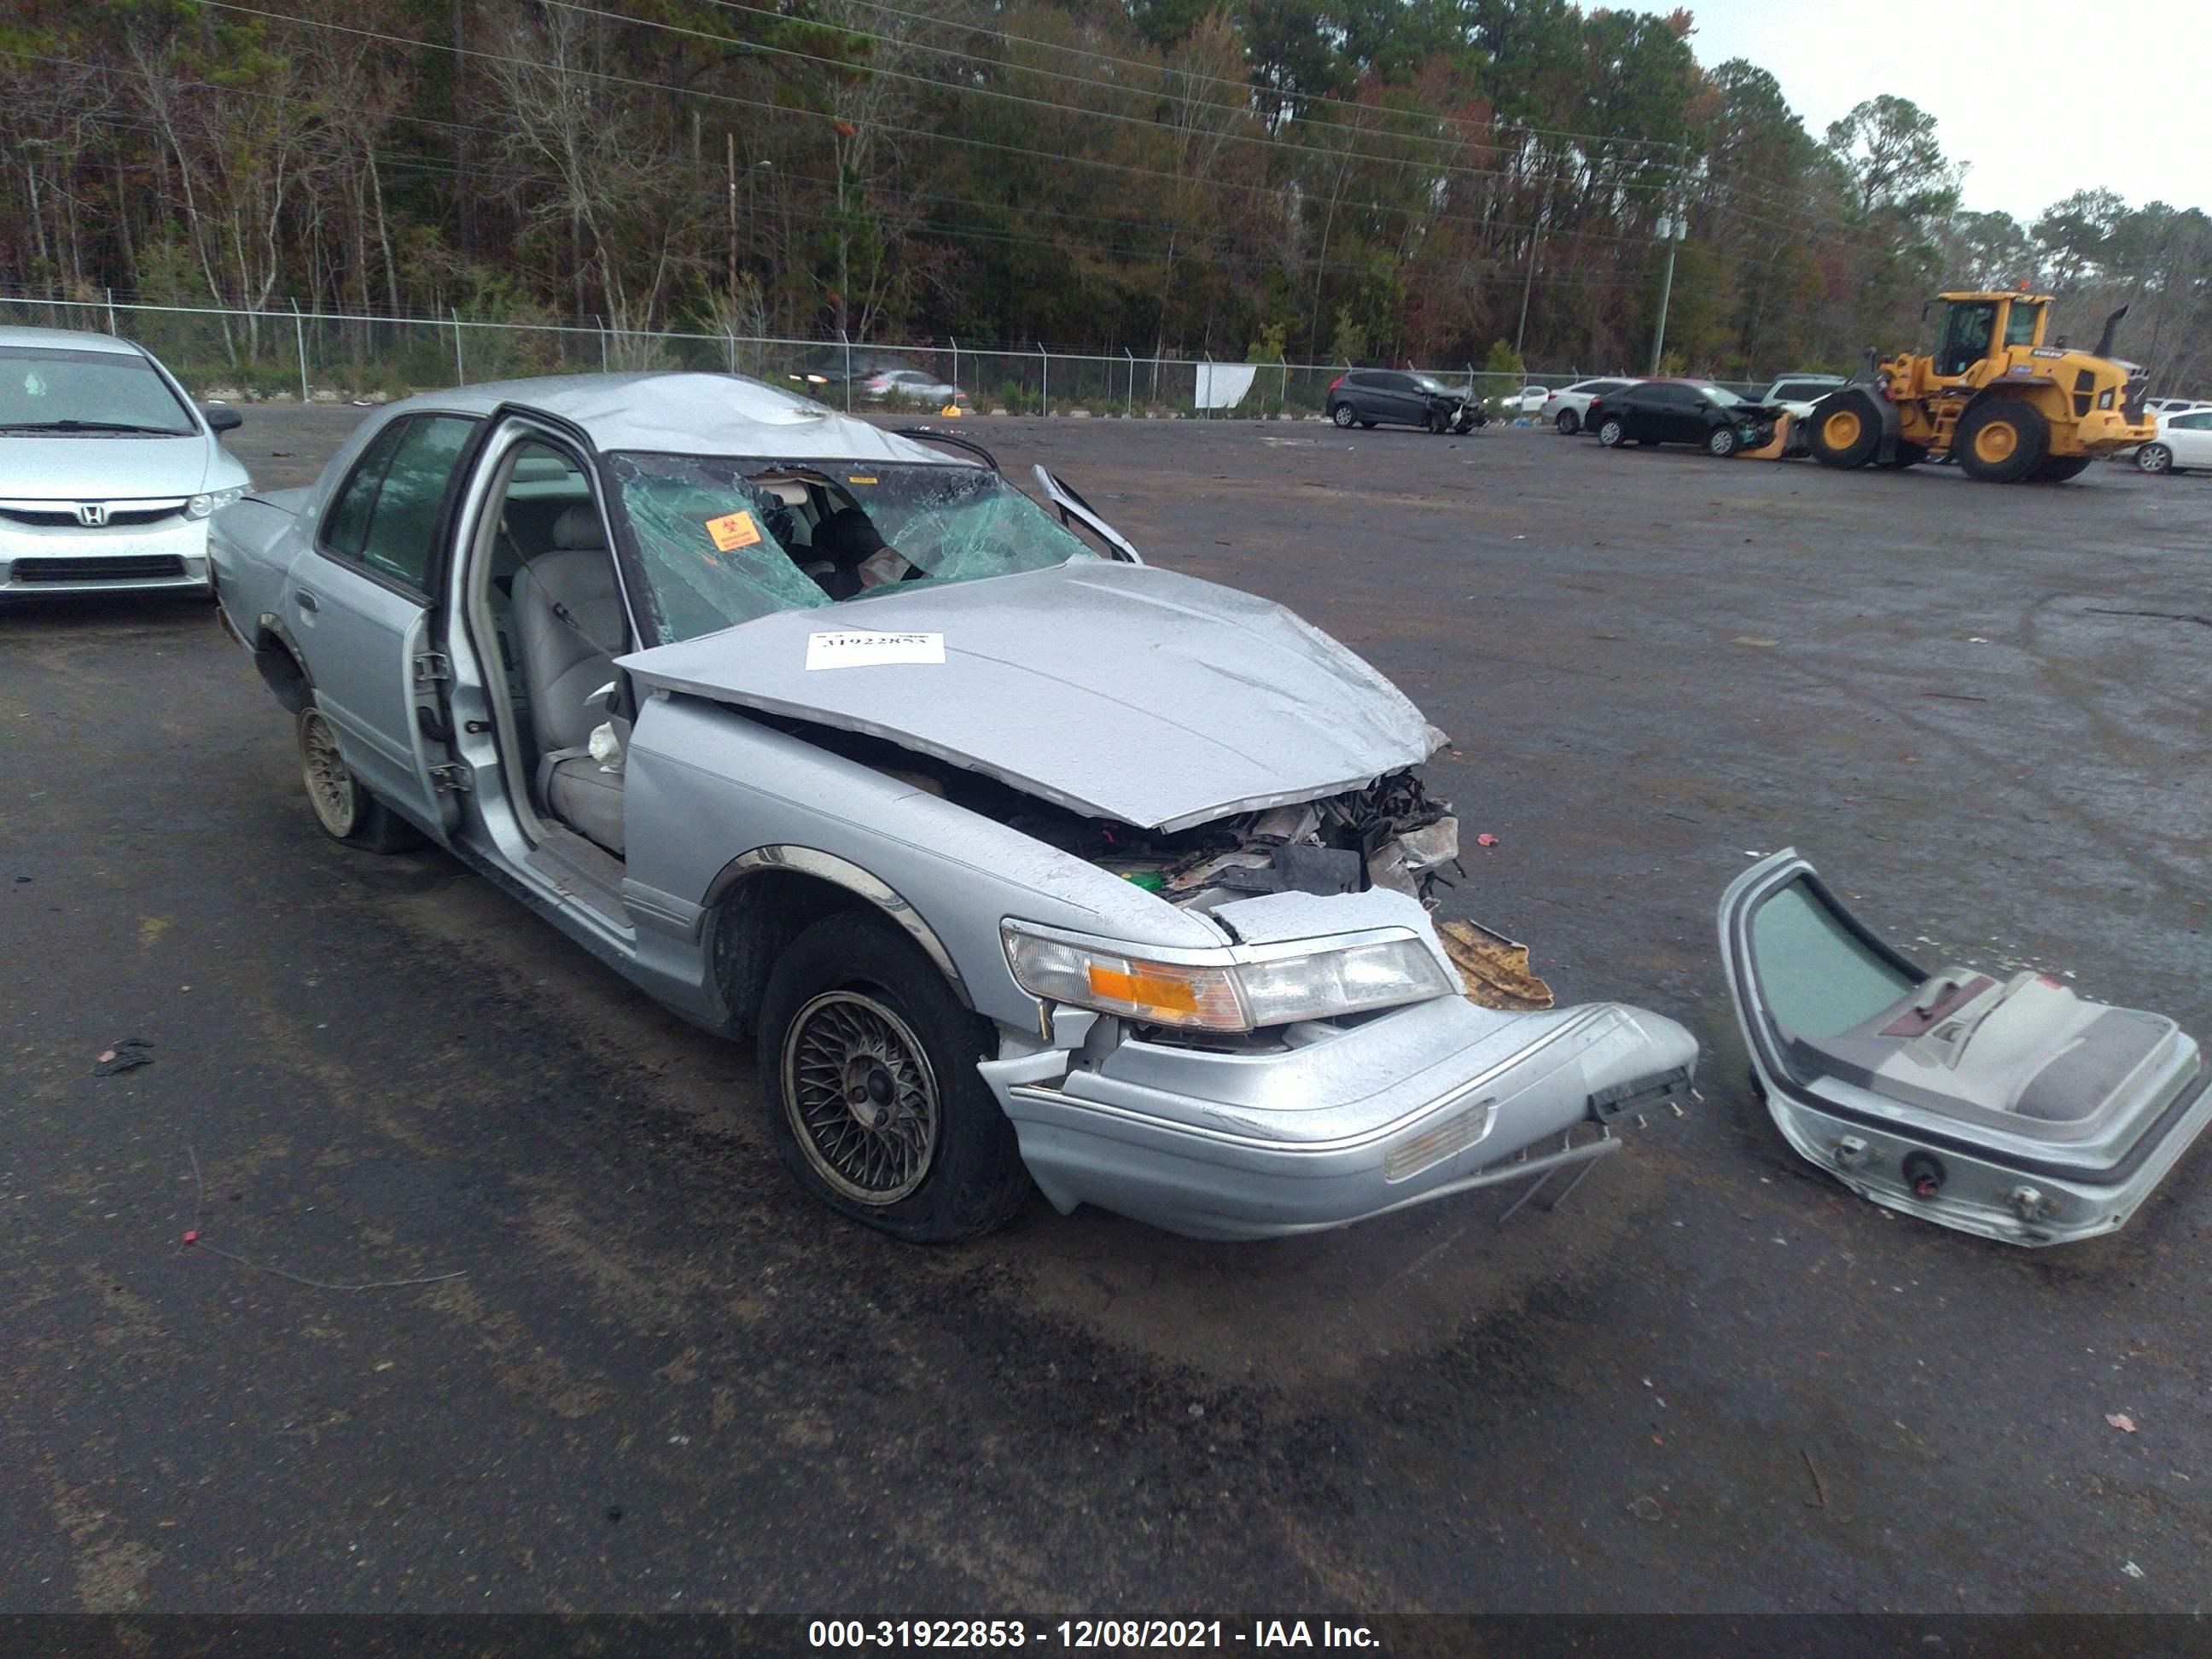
[1685,1,2210,224]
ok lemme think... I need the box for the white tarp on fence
[1194,362,1258,410]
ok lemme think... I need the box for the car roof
[374,370,969,465]
[0,325,147,356]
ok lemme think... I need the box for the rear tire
[1596,416,1627,447]
[2133,443,2173,475]
[2031,455,2093,482]
[1556,409,1581,436]
[757,911,1030,1243]
[296,705,421,853]
[1330,402,1355,428]
[1707,425,1742,457]
[1956,398,2051,483]
[1807,392,1881,469]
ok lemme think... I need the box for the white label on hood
[805,629,946,670]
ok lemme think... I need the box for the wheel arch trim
[702,845,969,998]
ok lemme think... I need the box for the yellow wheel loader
[1805,291,2152,482]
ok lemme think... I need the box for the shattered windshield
[606,453,1099,643]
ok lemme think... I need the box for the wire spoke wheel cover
[782,991,941,1205]
[299,707,359,837]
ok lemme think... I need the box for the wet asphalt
[3,407,2209,1617]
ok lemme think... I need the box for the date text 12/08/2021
[807,1621,1381,1649]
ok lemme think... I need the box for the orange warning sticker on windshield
[704,509,761,551]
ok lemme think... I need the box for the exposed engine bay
[761,714,1462,922]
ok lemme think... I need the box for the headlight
[1002,925,1452,1032]
[186,487,246,520]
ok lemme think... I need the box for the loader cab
[1930,292,2048,378]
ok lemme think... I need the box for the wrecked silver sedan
[212,372,1696,1241]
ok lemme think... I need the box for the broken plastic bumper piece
[1720,849,2210,1246]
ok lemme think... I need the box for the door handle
[295,589,319,613]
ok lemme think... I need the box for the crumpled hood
[620,561,1446,830]
[0,433,232,501]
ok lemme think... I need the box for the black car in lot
[1587,380,1781,457]
[1326,369,1481,434]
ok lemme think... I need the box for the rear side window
[322,415,478,591]
[322,422,409,558]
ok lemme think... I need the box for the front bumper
[981,993,1697,1240]
[2072,410,2157,455]
[0,514,212,595]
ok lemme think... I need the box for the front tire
[1596,416,1627,447]
[758,911,1030,1243]
[2135,443,2173,475]
[2031,455,2093,482]
[1556,408,1580,436]
[1707,425,1742,457]
[1330,402,1355,428]
[1807,392,1881,469]
[1956,397,2050,483]
[296,704,419,853]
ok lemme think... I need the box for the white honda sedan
[0,326,249,597]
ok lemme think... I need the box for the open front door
[1719,849,2208,1246]
[1031,465,1143,563]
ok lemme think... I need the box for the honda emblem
[74,503,111,527]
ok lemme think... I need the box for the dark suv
[1326,370,1480,434]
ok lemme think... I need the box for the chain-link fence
[0,293,1742,418]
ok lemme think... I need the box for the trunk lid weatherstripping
[1719,850,2210,1245]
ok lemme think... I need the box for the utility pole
[1515,212,1542,363]
[1648,147,1688,375]
[1648,218,1680,375]
[725,131,738,306]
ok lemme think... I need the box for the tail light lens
[1328,376,1343,392]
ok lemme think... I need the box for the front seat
[511,504,628,856]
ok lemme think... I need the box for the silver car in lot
[211,371,1697,1242]
[0,326,248,597]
